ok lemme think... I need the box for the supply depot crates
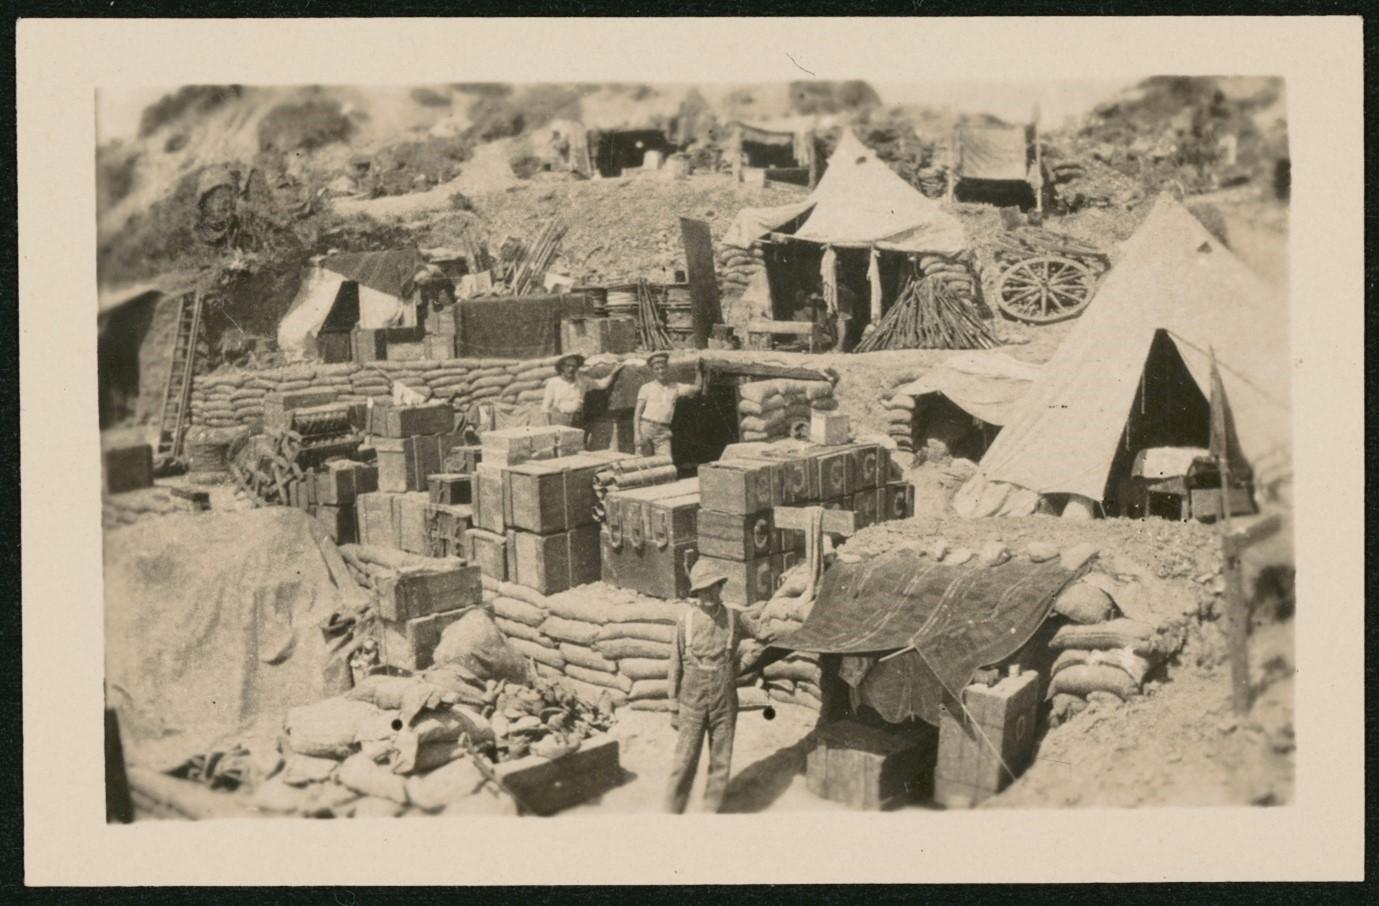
[309,460,379,544]
[600,478,701,600]
[694,440,913,605]
[806,718,938,811]
[464,444,630,595]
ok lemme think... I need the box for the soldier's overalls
[665,606,739,814]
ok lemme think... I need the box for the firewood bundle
[509,219,567,296]
[992,226,1108,266]
[854,275,999,352]
[634,278,673,351]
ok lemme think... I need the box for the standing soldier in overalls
[665,560,769,814]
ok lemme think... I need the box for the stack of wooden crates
[466,426,629,594]
[599,478,703,600]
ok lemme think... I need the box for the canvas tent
[953,195,1291,518]
[724,130,968,256]
[277,249,426,360]
[890,352,1042,427]
[950,122,1043,211]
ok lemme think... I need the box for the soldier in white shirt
[633,352,707,457]
[541,354,625,431]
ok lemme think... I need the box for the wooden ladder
[154,291,204,467]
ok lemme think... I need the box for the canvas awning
[891,352,1042,427]
[956,125,1031,182]
[953,195,1292,517]
[277,265,415,361]
[772,549,1080,725]
[723,130,969,256]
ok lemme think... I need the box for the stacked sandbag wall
[882,390,916,455]
[715,241,766,301]
[756,559,823,711]
[915,251,981,305]
[737,378,838,443]
[188,356,570,430]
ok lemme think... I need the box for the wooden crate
[395,492,432,555]
[351,328,387,364]
[697,508,775,561]
[846,443,886,491]
[600,531,696,601]
[561,316,639,356]
[472,464,507,533]
[511,524,601,595]
[375,433,465,492]
[933,671,1039,809]
[698,458,778,515]
[813,448,852,500]
[697,554,777,607]
[806,719,936,811]
[492,735,622,816]
[879,481,915,521]
[375,562,481,622]
[809,412,850,446]
[850,489,879,529]
[356,492,398,548]
[443,445,484,474]
[503,461,573,535]
[424,503,472,559]
[102,444,153,494]
[316,461,378,506]
[428,472,472,506]
[379,402,454,439]
[465,528,509,581]
[263,390,338,433]
[377,607,468,671]
[313,504,357,544]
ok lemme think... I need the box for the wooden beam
[699,357,832,384]
[774,505,857,535]
[746,319,817,336]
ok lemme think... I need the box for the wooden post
[1209,346,1251,715]
[1031,108,1044,218]
[946,126,958,202]
[773,505,857,537]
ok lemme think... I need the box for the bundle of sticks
[228,428,361,507]
[592,454,677,522]
[853,275,999,352]
[634,278,673,351]
[509,219,568,296]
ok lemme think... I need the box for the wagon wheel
[995,254,1096,324]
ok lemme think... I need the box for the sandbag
[540,616,601,647]
[404,756,486,812]
[283,697,389,759]
[565,664,633,694]
[595,638,672,661]
[507,637,565,670]
[629,698,674,712]
[737,395,789,418]
[628,679,669,701]
[493,616,553,646]
[594,621,675,644]
[1052,647,1152,686]
[1047,664,1138,702]
[558,643,618,674]
[432,609,530,684]
[336,752,408,804]
[493,595,547,627]
[1049,618,1159,654]
[617,658,669,681]
[606,599,687,625]
[763,660,820,684]
[1053,582,1116,624]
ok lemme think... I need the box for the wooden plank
[773,505,856,535]
[698,358,832,385]
[747,319,817,336]
[679,217,721,350]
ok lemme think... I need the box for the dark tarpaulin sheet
[457,294,591,359]
[322,249,427,298]
[772,550,1080,725]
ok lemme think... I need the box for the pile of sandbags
[189,356,569,430]
[914,252,979,301]
[483,577,690,712]
[737,379,838,443]
[762,652,822,710]
[715,241,766,298]
[101,486,212,529]
[882,391,916,454]
[916,166,947,198]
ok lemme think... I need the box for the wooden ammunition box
[377,607,468,671]
[427,472,472,506]
[313,504,357,545]
[394,492,432,555]
[510,524,601,595]
[879,481,916,521]
[351,328,388,364]
[773,550,802,587]
[503,461,570,534]
[847,443,886,491]
[697,508,775,561]
[698,554,777,607]
[851,488,880,529]
[102,444,154,494]
[806,719,936,811]
[809,412,850,446]
[492,735,621,816]
[375,562,481,622]
[481,427,534,465]
[599,532,697,601]
[263,390,338,433]
[379,402,454,439]
[698,458,779,515]
[464,528,509,581]
[813,448,853,500]
[375,432,465,493]
[934,671,1039,809]
[472,464,507,533]
[443,445,484,474]
[355,492,397,548]
[424,503,472,559]
[316,460,378,505]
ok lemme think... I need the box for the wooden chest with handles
[696,508,775,561]
[698,458,779,515]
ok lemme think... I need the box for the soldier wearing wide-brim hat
[664,559,769,814]
[634,352,709,458]
[541,353,625,432]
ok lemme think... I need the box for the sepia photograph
[17,15,1365,886]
